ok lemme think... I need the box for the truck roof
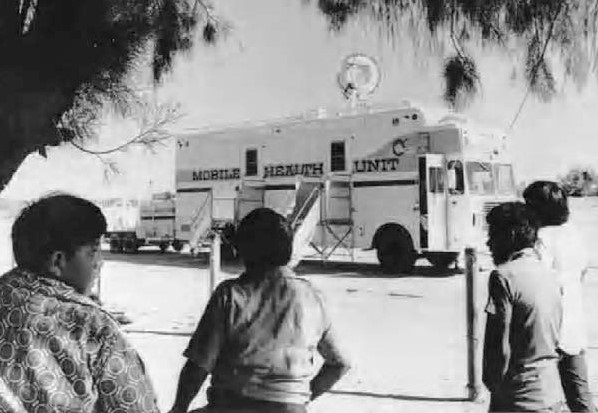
[176,102,425,139]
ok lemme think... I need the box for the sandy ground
[0,198,597,412]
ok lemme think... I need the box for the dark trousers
[558,351,596,413]
[489,395,563,412]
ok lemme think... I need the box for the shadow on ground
[103,250,464,279]
[329,389,469,402]
[296,260,463,279]
[103,249,210,269]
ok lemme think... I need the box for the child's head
[235,208,293,271]
[486,202,538,265]
[11,194,107,295]
[523,180,569,227]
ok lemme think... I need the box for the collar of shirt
[240,266,295,282]
[2,267,103,311]
[507,247,540,263]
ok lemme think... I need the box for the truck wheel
[374,225,416,275]
[426,252,458,270]
[123,237,138,254]
[172,240,183,252]
[159,242,168,253]
[220,242,236,262]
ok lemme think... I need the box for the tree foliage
[559,166,598,197]
[312,0,598,111]
[0,0,221,190]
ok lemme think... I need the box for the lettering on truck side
[192,168,240,181]
[187,157,404,181]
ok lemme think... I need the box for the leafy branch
[69,103,182,156]
[508,1,565,129]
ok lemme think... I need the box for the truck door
[418,154,447,251]
[446,159,470,251]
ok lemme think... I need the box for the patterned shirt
[184,267,348,405]
[0,268,159,413]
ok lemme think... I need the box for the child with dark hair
[524,181,595,412]
[483,202,564,412]
[0,193,159,412]
[169,208,351,413]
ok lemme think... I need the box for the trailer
[174,103,518,272]
[99,193,183,253]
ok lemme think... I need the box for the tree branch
[508,1,565,130]
[69,104,182,155]
[194,0,218,24]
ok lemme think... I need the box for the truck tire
[374,224,416,275]
[220,241,236,262]
[426,252,458,270]
[159,242,168,253]
[172,240,183,252]
[123,236,138,254]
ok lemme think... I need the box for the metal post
[209,233,221,295]
[465,247,482,401]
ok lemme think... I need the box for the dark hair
[235,208,293,270]
[523,180,569,226]
[11,193,107,272]
[486,202,538,265]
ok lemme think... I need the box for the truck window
[466,161,495,194]
[447,160,464,195]
[429,167,445,193]
[330,141,346,172]
[494,164,515,195]
[245,149,258,176]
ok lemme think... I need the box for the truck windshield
[466,161,495,195]
[494,164,516,195]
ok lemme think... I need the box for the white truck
[174,103,517,272]
[99,193,183,253]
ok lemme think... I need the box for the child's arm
[169,361,209,413]
[482,271,513,392]
[311,320,352,401]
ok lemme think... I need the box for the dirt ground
[96,248,598,413]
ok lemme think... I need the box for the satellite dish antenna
[337,54,381,104]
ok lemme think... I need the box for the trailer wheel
[172,240,183,252]
[109,236,123,254]
[159,242,168,253]
[374,224,416,275]
[426,252,458,270]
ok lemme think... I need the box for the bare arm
[482,271,512,392]
[168,360,209,413]
[169,285,228,412]
[310,326,351,401]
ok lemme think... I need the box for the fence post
[465,247,482,401]
[209,233,221,295]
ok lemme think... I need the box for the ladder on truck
[235,180,265,223]
[314,175,355,262]
[288,181,322,269]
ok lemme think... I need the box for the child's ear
[47,251,67,277]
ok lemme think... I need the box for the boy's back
[184,267,336,405]
[494,250,562,368]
